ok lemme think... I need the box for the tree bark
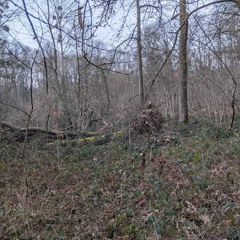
[0,121,107,138]
[179,0,189,123]
[136,0,144,103]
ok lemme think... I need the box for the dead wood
[1,121,19,131]
[0,121,105,139]
[131,102,163,135]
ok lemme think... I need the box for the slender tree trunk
[75,26,82,130]
[136,0,144,103]
[179,0,189,123]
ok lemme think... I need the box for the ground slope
[0,119,240,239]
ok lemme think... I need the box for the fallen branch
[0,121,104,138]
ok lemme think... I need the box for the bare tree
[179,0,189,123]
[2,0,240,133]
[136,0,144,103]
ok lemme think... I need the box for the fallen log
[1,121,19,130]
[50,131,124,147]
[0,121,105,138]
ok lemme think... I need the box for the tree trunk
[136,0,144,104]
[179,0,189,123]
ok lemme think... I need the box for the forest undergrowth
[1,119,240,239]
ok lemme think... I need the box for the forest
[0,0,240,239]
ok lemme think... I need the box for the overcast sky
[7,0,139,51]
[6,0,223,52]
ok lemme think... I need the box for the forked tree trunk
[179,0,189,123]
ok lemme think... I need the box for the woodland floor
[1,119,240,240]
